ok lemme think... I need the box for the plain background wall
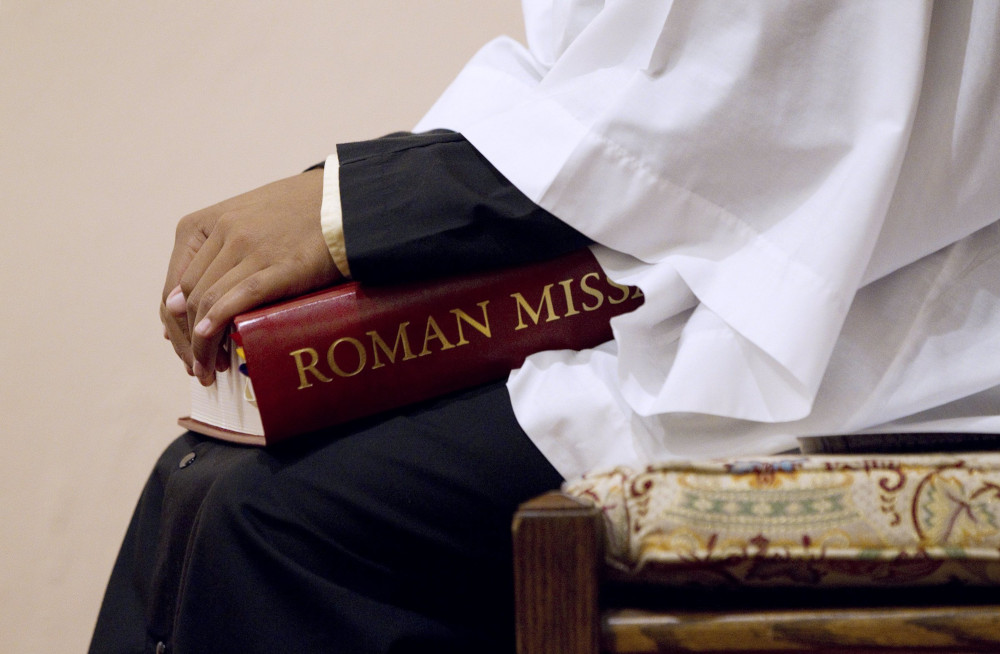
[0,2,524,651]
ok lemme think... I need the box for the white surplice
[416,1,1000,478]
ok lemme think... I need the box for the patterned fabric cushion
[563,453,1000,587]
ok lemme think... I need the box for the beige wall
[0,3,524,651]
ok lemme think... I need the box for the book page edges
[177,416,267,446]
[184,348,267,444]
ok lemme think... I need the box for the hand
[160,168,342,385]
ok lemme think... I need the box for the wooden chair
[512,452,1000,654]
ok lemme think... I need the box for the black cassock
[89,132,591,654]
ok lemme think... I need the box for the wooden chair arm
[512,491,603,654]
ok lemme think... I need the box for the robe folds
[416,1,1000,477]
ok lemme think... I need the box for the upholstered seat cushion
[563,453,1000,587]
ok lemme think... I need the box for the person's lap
[90,380,562,654]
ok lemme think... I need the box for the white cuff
[320,150,351,278]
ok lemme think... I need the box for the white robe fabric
[415,1,1000,478]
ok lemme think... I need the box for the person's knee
[195,450,274,527]
[149,432,204,490]
[155,435,272,544]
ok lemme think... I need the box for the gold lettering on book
[607,278,633,305]
[290,347,333,389]
[327,337,366,377]
[511,284,559,330]
[557,279,581,317]
[367,322,417,369]
[288,301,496,389]
[419,316,456,356]
[284,272,639,389]
[579,272,605,311]
[509,272,642,332]
[450,301,491,345]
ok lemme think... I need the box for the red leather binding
[182,249,643,445]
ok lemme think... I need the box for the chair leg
[512,491,603,654]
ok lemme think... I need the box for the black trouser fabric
[89,381,563,654]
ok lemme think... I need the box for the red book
[179,248,643,446]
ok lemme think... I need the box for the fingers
[161,208,218,375]
[190,261,323,385]
[176,213,263,383]
[160,169,337,385]
[179,225,228,347]
[162,209,214,304]
[162,284,230,383]
[165,285,187,314]
[182,260,251,385]
[160,295,194,375]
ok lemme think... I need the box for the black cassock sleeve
[335,130,592,285]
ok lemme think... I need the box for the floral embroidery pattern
[564,453,1000,587]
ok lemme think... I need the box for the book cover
[180,248,643,445]
[798,432,1000,454]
